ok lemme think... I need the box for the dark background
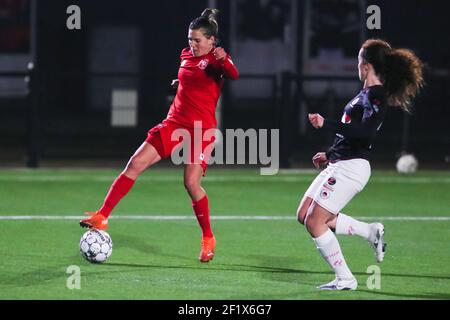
[0,0,448,169]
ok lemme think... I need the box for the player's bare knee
[304,204,325,233]
[297,197,312,225]
[127,156,148,175]
[184,177,200,194]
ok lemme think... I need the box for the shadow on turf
[109,233,198,262]
[98,262,450,299]
[1,268,65,286]
[225,263,450,280]
[111,233,161,254]
[101,261,450,282]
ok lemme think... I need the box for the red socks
[99,174,135,218]
[98,174,213,239]
[192,195,213,238]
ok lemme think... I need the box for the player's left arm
[213,47,239,80]
[311,88,385,138]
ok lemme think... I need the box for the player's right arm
[312,152,329,169]
[318,87,386,139]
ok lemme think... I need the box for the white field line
[0,215,449,221]
[0,175,449,183]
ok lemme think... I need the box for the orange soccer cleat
[199,236,216,263]
[79,211,109,230]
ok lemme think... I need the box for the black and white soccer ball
[80,229,113,263]
[396,154,418,174]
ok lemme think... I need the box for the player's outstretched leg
[330,213,387,262]
[80,142,161,230]
[80,211,109,230]
[80,174,135,230]
[368,222,386,263]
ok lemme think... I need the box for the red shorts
[145,121,215,174]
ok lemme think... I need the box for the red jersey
[165,47,239,129]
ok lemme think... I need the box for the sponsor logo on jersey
[327,177,336,185]
[341,113,351,123]
[181,60,187,67]
[198,59,209,70]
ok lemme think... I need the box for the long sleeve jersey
[165,47,239,129]
[322,85,388,161]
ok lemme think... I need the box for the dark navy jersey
[323,85,387,162]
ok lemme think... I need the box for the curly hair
[362,39,424,112]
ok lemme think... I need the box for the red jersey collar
[183,47,215,59]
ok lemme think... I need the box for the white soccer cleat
[317,277,358,291]
[368,223,386,263]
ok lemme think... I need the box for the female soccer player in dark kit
[80,8,239,263]
[297,39,423,290]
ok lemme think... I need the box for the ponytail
[383,48,424,111]
[190,8,220,44]
[362,39,424,112]
[201,8,219,21]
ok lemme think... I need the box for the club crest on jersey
[320,189,331,200]
[341,113,351,123]
[198,59,209,70]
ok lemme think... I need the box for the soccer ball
[80,229,113,263]
[396,154,418,174]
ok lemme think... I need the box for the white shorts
[304,158,371,215]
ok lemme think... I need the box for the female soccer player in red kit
[80,9,239,263]
[297,39,423,290]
